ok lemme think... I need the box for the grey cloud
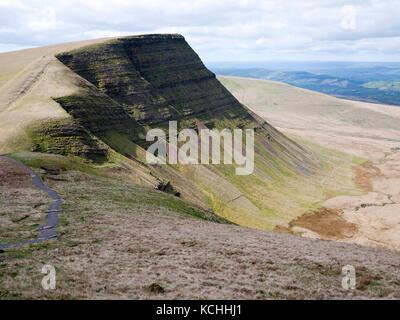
[0,0,399,61]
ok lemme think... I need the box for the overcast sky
[0,0,399,61]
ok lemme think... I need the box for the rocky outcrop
[53,86,141,141]
[29,118,109,163]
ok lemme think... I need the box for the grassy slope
[0,152,227,245]
[218,76,400,132]
[1,154,399,299]
[0,38,112,89]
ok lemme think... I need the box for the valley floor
[266,110,400,250]
[1,155,400,299]
[219,76,400,251]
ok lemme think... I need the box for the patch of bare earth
[286,208,358,240]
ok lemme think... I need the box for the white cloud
[341,5,357,30]
[26,6,57,31]
[0,0,399,61]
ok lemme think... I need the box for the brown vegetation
[353,161,382,192]
[288,208,358,240]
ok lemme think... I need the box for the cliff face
[56,35,252,133]
[53,84,141,141]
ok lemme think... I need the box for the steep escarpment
[56,38,171,128]
[56,35,247,133]
[56,34,317,169]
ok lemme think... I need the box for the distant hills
[209,62,400,106]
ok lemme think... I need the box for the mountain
[0,34,357,231]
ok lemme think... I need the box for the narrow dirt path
[0,155,63,249]
[0,56,52,112]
